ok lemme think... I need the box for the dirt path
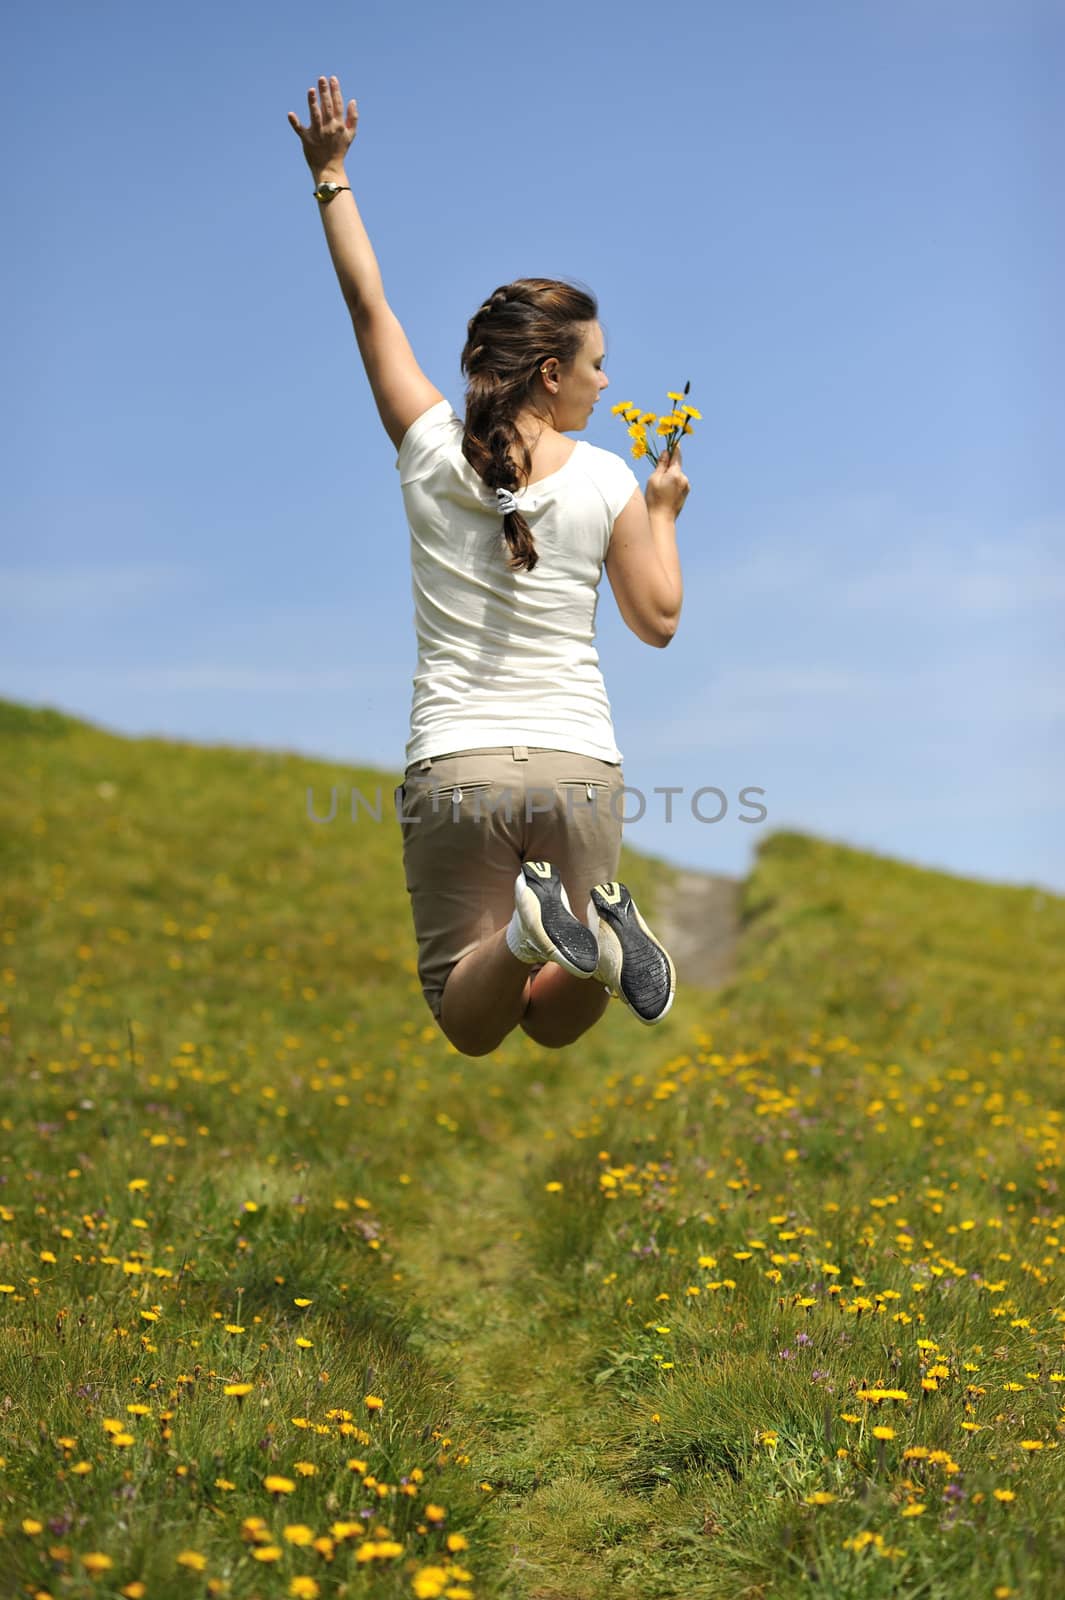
[651,866,743,991]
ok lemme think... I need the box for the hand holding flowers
[613,381,700,518]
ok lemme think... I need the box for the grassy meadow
[1,694,1063,1599]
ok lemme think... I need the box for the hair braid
[459,277,597,574]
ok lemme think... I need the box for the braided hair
[459,277,597,574]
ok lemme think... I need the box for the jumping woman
[289,75,690,1058]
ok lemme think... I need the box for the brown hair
[459,277,598,574]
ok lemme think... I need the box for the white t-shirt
[395,398,641,767]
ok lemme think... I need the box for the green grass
[1,693,1063,1599]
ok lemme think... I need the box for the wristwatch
[313,181,351,204]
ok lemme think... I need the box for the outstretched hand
[287,75,358,177]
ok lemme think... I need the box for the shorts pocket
[446,781,495,805]
[558,778,613,803]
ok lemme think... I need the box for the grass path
[3,699,1064,1600]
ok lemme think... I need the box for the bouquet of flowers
[611,379,700,466]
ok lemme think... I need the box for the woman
[289,76,690,1058]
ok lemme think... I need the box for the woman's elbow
[655,610,681,647]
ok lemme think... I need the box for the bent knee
[519,1010,606,1049]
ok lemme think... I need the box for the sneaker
[586,880,676,1024]
[510,861,600,978]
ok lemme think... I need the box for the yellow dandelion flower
[81,1553,113,1574]
[176,1551,207,1571]
[110,1433,135,1447]
[22,1518,44,1535]
[289,1580,320,1600]
[264,1475,296,1495]
[224,1324,245,1334]
[71,1461,93,1475]
[214,1478,236,1490]
[223,1382,253,1397]
[284,1525,315,1545]
[872,1425,896,1440]
[293,1297,312,1307]
[993,1488,1016,1502]
[901,1502,926,1516]
[122,1585,147,1599]
[1019,1440,1044,1450]
[840,1413,862,1424]
[293,1461,317,1476]
[804,1491,836,1504]
[364,1394,383,1411]
[251,1545,283,1562]
[295,1337,313,1349]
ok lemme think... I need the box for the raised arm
[288,75,443,452]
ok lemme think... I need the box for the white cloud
[0,564,202,614]
[0,664,399,695]
[713,503,1065,620]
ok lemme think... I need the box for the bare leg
[519,962,611,1047]
[437,926,537,1057]
[438,926,612,1056]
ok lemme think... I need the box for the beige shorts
[395,745,626,1022]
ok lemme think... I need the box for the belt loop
[512,744,528,761]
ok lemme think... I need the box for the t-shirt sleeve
[394,398,462,485]
[596,451,643,525]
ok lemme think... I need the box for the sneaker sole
[589,881,676,1023]
[517,861,599,977]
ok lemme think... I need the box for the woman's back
[396,399,640,768]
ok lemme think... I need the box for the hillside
[1,695,1063,1600]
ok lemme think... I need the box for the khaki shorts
[395,745,626,1022]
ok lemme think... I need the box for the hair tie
[496,487,520,516]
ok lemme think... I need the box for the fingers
[316,74,342,125]
[295,76,354,142]
[299,76,351,134]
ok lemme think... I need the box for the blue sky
[3,0,1062,893]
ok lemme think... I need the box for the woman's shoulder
[395,399,463,484]
[574,441,643,519]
